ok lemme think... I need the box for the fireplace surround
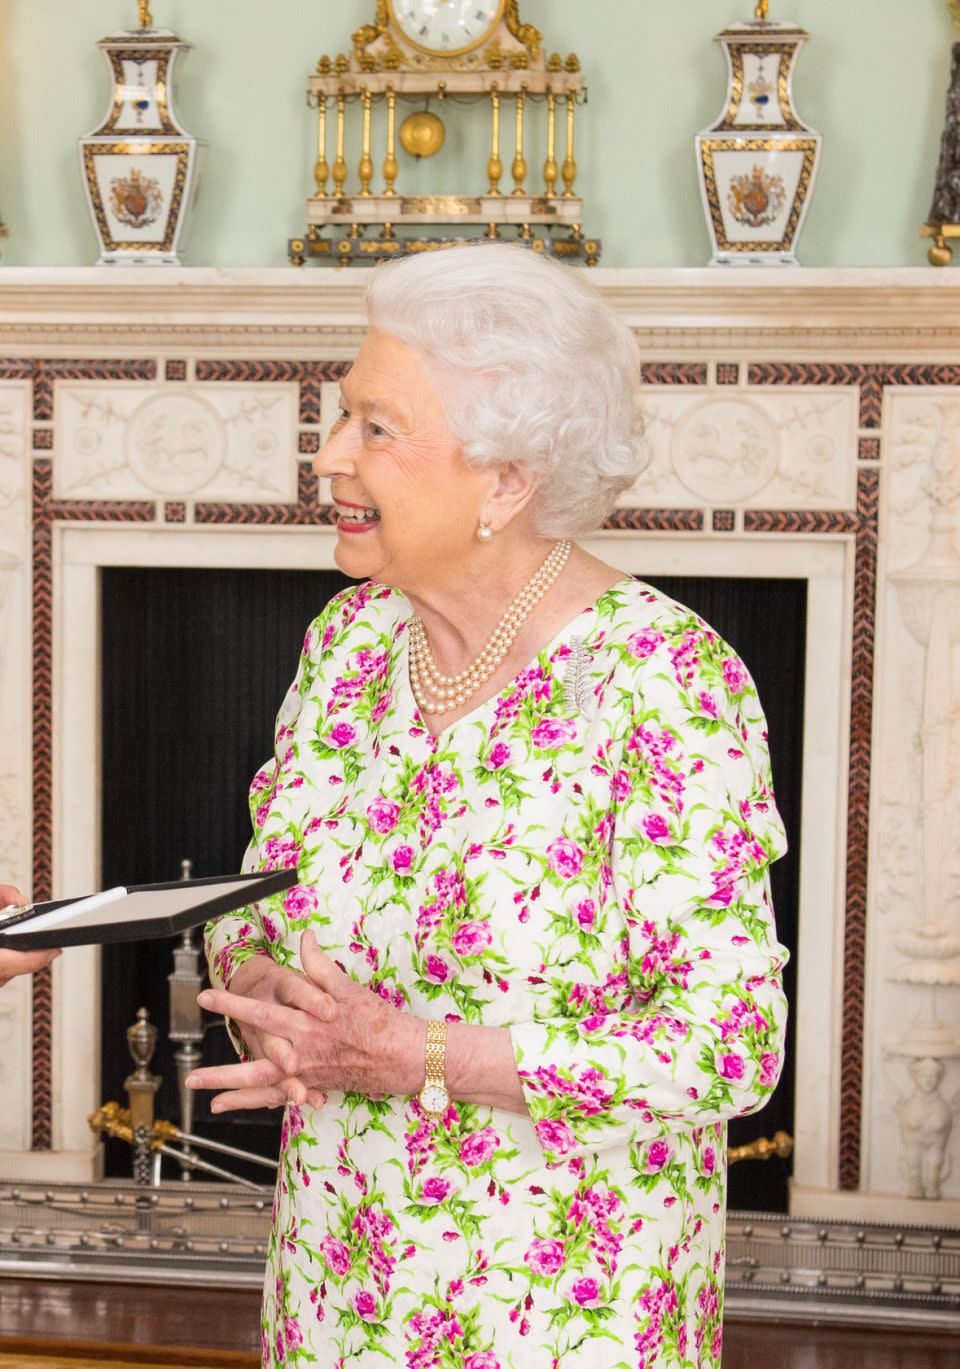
[0,267,958,1240]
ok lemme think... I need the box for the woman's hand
[188,932,424,1114]
[0,884,61,989]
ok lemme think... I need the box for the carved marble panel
[54,383,300,502]
[624,388,859,510]
[865,390,960,1203]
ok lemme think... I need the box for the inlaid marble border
[11,351,922,1196]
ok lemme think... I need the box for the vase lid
[97,27,188,47]
[715,19,809,41]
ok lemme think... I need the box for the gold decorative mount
[754,0,770,20]
[289,226,600,267]
[921,221,960,266]
[137,0,153,28]
[727,1130,794,1166]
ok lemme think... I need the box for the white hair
[363,244,648,538]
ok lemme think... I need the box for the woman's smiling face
[315,330,493,591]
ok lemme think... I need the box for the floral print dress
[205,575,788,1369]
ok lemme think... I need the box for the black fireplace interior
[100,566,805,1208]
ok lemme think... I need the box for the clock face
[391,0,504,56]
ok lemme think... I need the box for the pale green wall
[0,0,953,268]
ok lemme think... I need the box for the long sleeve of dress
[203,604,334,997]
[511,620,789,1164]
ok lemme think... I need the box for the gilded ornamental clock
[288,1,599,265]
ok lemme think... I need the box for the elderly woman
[190,244,788,1369]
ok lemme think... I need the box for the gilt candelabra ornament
[289,1,598,266]
[78,1,197,264]
[695,0,821,265]
[922,3,960,264]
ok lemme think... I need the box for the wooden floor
[0,1278,957,1367]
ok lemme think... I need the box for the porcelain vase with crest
[695,3,821,266]
[78,3,197,265]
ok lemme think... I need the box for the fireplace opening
[100,566,805,1209]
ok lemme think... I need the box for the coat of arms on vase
[78,1,197,265]
[695,0,821,265]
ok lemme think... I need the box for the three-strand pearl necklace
[409,539,572,717]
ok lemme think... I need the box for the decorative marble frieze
[53,382,300,502]
[628,387,858,510]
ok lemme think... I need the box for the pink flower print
[534,1117,578,1157]
[319,1235,352,1277]
[464,1355,501,1369]
[282,884,317,918]
[718,1051,745,1081]
[250,768,273,793]
[452,920,493,957]
[261,914,280,944]
[390,844,415,874]
[546,838,584,879]
[424,954,452,984]
[698,690,720,719]
[255,800,272,829]
[626,628,665,660]
[353,1289,378,1322]
[284,1317,303,1351]
[281,1106,305,1149]
[642,813,673,845]
[759,1051,781,1087]
[420,1175,452,1205]
[366,796,400,835]
[645,1139,671,1173]
[575,899,596,931]
[328,720,357,748]
[483,741,512,771]
[568,1277,602,1308]
[530,718,577,750]
[459,1128,501,1167]
[612,768,632,802]
[702,1145,716,1176]
[722,657,749,696]
[524,1237,567,1277]
[371,689,393,725]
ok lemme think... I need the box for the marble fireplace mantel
[0,267,958,355]
[0,267,958,1232]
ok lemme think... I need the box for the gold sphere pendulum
[399,111,446,159]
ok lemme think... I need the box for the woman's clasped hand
[186,930,424,1114]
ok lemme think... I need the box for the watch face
[419,1083,451,1115]
[391,0,503,55]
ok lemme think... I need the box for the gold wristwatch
[418,1019,450,1120]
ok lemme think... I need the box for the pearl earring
[476,523,494,542]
